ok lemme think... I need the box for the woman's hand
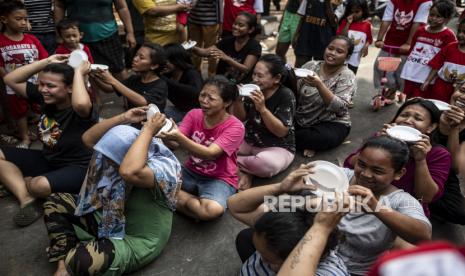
[210,48,228,61]
[92,69,116,85]
[314,192,350,230]
[399,43,410,54]
[47,54,69,64]
[76,61,91,75]
[411,135,432,162]
[278,163,316,194]
[442,105,465,128]
[349,185,378,212]
[121,106,148,124]
[379,123,396,136]
[375,40,384,49]
[250,89,266,113]
[143,112,166,136]
[157,119,181,141]
[302,74,322,88]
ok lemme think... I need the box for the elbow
[421,187,440,204]
[3,73,14,87]
[119,166,144,183]
[72,103,92,117]
[81,132,95,150]
[275,127,290,138]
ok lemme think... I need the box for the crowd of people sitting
[2,0,465,275]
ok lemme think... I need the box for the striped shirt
[24,0,55,33]
[188,0,223,25]
[240,251,349,276]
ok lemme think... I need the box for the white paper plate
[386,125,422,142]
[305,160,349,199]
[157,119,173,135]
[90,64,109,71]
[146,104,160,120]
[239,84,260,97]
[294,68,314,78]
[428,99,451,111]
[68,50,88,68]
[182,40,197,50]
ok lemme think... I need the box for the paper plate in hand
[147,104,160,120]
[90,64,109,71]
[305,160,349,199]
[428,99,451,111]
[157,119,173,135]
[386,125,422,142]
[182,40,197,50]
[294,68,314,78]
[68,50,88,68]
[239,84,260,97]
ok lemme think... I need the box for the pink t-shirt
[179,109,245,188]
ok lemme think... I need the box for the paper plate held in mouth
[294,68,314,78]
[239,84,260,97]
[428,99,451,111]
[304,160,349,199]
[386,125,422,142]
[90,64,109,71]
[68,50,88,68]
[182,40,197,50]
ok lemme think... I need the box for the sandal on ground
[13,200,43,227]
[0,134,19,145]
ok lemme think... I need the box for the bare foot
[303,149,315,158]
[238,171,253,191]
[54,260,70,276]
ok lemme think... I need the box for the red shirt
[337,19,373,67]
[382,0,432,55]
[0,33,48,94]
[223,0,257,32]
[55,43,94,64]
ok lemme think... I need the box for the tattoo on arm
[290,234,313,269]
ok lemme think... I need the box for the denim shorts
[181,167,236,209]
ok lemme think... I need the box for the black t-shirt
[244,85,296,153]
[161,68,202,112]
[26,82,98,167]
[122,75,168,111]
[216,36,261,83]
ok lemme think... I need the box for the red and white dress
[428,42,465,102]
[223,0,263,32]
[382,0,432,55]
[336,19,373,68]
[401,26,456,98]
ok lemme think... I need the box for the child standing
[0,0,48,148]
[336,0,372,75]
[55,19,94,64]
[401,0,456,99]
[374,0,432,102]
[176,0,194,42]
[422,18,465,103]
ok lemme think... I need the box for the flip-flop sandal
[13,200,43,227]
[16,141,30,149]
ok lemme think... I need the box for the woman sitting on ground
[0,55,97,227]
[91,43,168,111]
[229,164,349,275]
[159,75,244,221]
[44,107,182,276]
[233,54,296,190]
[193,11,261,84]
[231,136,432,276]
[428,85,465,224]
[294,35,356,158]
[161,43,203,123]
[345,98,451,217]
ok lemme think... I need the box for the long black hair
[163,43,194,71]
[342,0,370,21]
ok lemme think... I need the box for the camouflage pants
[44,193,115,275]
